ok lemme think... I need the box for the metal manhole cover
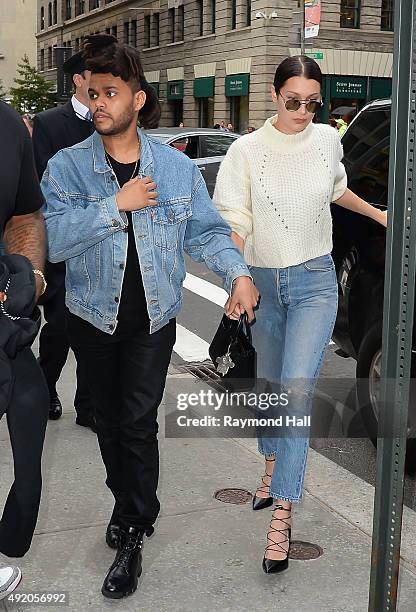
[289,541,324,560]
[214,488,253,504]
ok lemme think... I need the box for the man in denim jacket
[41,36,258,600]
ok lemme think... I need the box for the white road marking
[183,273,228,307]
[173,324,210,362]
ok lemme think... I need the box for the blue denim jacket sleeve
[41,161,126,263]
[184,165,252,294]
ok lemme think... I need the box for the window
[340,0,361,29]
[105,27,111,34]
[197,0,203,37]
[245,0,251,26]
[48,2,52,26]
[170,136,199,159]
[202,135,235,157]
[90,0,100,8]
[144,15,151,47]
[48,46,52,69]
[75,0,85,16]
[153,14,160,47]
[75,37,80,51]
[124,21,129,44]
[65,0,72,20]
[111,25,117,38]
[168,8,175,43]
[53,0,57,24]
[381,0,394,31]
[40,6,45,29]
[131,19,137,47]
[210,0,216,33]
[40,48,45,71]
[178,5,184,40]
[342,108,390,167]
[231,0,237,29]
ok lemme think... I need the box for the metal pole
[368,1,416,609]
[300,0,305,55]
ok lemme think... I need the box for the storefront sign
[167,80,184,100]
[225,74,250,97]
[331,76,368,99]
[194,77,214,98]
[306,51,324,60]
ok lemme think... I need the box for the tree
[9,55,55,114]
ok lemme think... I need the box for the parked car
[144,128,240,196]
[331,98,416,471]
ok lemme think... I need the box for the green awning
[194,76,215,98]
[225,74,250,97]
[370,77,392,100]
[167,80,184,100]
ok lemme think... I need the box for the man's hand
[116,176,158,212]
[224,276,259,322]
[0,292,6,303]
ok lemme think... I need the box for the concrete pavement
[1,349,416,611]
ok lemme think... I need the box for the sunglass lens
[306,101,322,113]
[285,99,301,112]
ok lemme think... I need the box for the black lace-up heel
[262,504,291,574]
[252,457,275,511]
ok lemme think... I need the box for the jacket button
[114,296,119,303]
[119,263,125,269]
[111,175,116,181]
[111,219,120,227]
[109,324,114,331]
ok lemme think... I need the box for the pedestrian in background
[0,100,48,597]
[227,122,234,132]
[42,35,258,600]
[214,55,387,574]
[32,50,95,428]
[219,120,228,132]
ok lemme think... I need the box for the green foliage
[0,79,5,99]
[9,55,55,114]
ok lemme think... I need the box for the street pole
[300,0,305,55]
[368,1,416,610]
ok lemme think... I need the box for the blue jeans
[250,254,338,503]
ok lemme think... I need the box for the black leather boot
[102,527,144,599]
[106,522,121,549]
[49,393,63,420]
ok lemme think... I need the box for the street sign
[305,51,324,59]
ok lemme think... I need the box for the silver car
[144,128,240,196]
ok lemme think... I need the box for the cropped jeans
[250,254,338,503]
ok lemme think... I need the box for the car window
[169,136,199,159]
[201,135,235,157]
[347,139,390,206]
[342,108,390,165]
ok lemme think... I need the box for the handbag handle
[231,312,252,344]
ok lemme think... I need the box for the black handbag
[209,313,256,391]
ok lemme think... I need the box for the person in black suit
[32,52,95,429]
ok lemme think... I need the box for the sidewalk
[1,351,416,611]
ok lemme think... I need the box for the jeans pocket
[303,254,334,272]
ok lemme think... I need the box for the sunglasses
[279,93,323,114]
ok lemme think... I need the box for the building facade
[0,0,38,95]
[36,0,395,131]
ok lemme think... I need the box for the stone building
[0,0,38,96]
[36,0,395,130]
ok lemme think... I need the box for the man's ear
[135,90,147,112]
[73,73,83,89]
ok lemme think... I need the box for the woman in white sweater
[214,56,387,574]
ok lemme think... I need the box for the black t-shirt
[106,155,149,333]
[0,101,44,238]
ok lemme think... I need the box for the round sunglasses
[279,92,323,114]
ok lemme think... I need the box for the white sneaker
[0,566,22,600]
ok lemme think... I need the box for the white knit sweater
[213,114,348,268]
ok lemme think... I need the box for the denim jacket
[41,128,250,334]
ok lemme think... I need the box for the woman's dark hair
[273,55,322,92]
[82,34,161,129]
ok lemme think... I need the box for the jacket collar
[91,127,154,175]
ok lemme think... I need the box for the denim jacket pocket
[152,200,192,251]
[303,254,334,272]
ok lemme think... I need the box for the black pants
[69,315,176,534]
[38,277,90,417]
[0,348,48,557]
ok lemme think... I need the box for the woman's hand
[376,209,388,227]
[225,276,259,322]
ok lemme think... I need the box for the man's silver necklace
[104,145,140,181]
